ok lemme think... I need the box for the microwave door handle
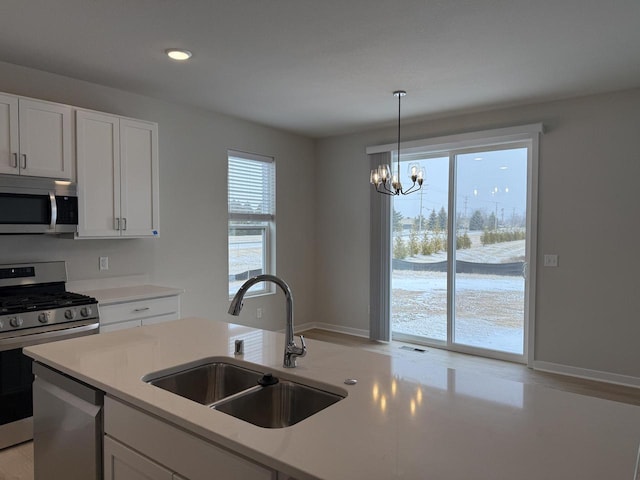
[49,192,57,230]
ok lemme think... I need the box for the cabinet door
[105,435,173,480]
[18,98,72,179]
[76,110,122,237]
[0,93,19,175]
[120,119,159,237]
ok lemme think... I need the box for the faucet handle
[296,335,307,357]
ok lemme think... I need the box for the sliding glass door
[390,143,532,361]
[391,155,449,344]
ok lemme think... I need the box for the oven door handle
[0,322,99,352]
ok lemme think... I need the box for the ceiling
[0,1,638,138]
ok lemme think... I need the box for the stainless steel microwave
[0,175,78,234]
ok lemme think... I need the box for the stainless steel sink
[146,362,262,406]
[144,358,346,428]
[213,379,343,428]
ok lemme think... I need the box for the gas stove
[0,261,100,450]
[0,262,99,338]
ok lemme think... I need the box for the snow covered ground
[392,238,526,354]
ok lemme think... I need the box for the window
[228,150,275,297]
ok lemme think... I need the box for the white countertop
[24,318,640,480]
[80,284,184,305]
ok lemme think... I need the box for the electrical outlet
[256,308,263,319]
[99,256,109,271]
[543,254,558,267]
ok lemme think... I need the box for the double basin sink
[143,358,346,428]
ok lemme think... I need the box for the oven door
[0,320,99,449]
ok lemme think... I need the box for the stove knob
[10,317,23,328]
[0,320,4,329]
[38,312,51,323]
[64,309,76,320]
[80,306,93,318]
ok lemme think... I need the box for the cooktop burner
[0,292,97,315]
[0,262,99,333]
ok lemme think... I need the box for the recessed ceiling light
[165,49,192,61]
[499,165,508,170]
[474,157,483,161]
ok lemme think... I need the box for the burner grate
[0,292,97,314]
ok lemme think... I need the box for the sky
[391,147,528,225]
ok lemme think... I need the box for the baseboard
[297,322,369,339]
[533,361,640,389]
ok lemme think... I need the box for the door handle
[114,218,120,231]
[11,153,18,168]
[122,217,127,231]
[20,154,27,169]
[49,192,57,230]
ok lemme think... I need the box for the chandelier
[370,91,424,196]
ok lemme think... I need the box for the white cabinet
[76,110,159,238]
[0,93,72,179]
[105,436,173,480]
[105,397,276,480]
[99,295,181,333]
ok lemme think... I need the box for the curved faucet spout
[228,274,306,368]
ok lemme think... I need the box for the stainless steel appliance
[0,261,99,449]
[0,174,78,234]
[33,363,102,480]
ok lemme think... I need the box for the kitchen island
[25,317,640,479]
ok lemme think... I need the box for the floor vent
[400,346,426,353]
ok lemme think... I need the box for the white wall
[0,61,316,333]
[315,88,640,380]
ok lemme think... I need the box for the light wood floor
[0,441,32,480]
[1,329,638,480]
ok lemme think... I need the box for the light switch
[543,254,558,267]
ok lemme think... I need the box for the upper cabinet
[0,93,72,179]
[76,110,159,238]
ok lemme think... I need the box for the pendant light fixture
[370,91,424,196]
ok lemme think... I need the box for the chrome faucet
[228,274,306,368]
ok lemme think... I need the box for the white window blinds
[228,150,275,221]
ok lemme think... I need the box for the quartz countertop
[80,284,184,305]
[24,318,640,480]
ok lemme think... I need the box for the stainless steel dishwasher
[32,362,103,480]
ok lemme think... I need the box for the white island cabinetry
[105,397,276,480]
[76,109,159,238]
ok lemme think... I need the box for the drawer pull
[133,307,150,312]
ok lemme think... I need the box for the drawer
[99,296,180,325]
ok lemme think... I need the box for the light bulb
[165,49,193,61]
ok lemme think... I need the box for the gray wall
[0,61,316,332]
[315,88,640,379]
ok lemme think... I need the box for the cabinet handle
[122,218,127,231]
[133,307,150,312]
[11,153,18,168]
[20,154,26,169]
[114,218,120,231]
